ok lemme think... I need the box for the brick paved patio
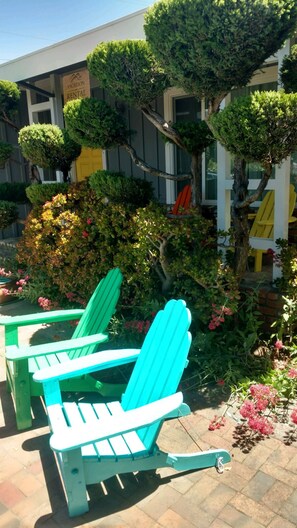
[0,300,297,528]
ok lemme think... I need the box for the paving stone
[219,504,266,528]
[260,481,294,513]
[120,505,157,528]
[230,492,275,525]
[0,511,20,528]
[157,508,197,528]
[171,495,214,527]
[209,519,233,528]
[260,461,297,488]
[181,473,219,504]
[241,470,275,501]
[244,444,273,471]
[200,483,236,517]
[0,481,25,509]
[266,443,297,468]
[285,451,297,473]
[267,515,297,528]
[137,484,182,521]
[278,489,297,525]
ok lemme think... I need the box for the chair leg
[254,250,263,272]
[58,449,89,517]
[9,359,33,430]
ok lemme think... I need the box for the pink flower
[275,339,284,350]
[291,407,297,425]
[240,400,256,419]
[82,230,89,238]
[38,297,52,311]
[208,415,226,431]
[1,288,11,296]
[217,379,225,386]
[287,368,297,379]
[86,218,92,225]
[16,278,27,287]
[66,292,76,301]
[248,415,274,435]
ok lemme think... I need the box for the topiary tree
[144,0,297,278]
[280,44,297,93]
[0,80,21,168]
[64,39,215,208]
[18,124,82,183]
[210,91,297,277]
[0,79,21,130]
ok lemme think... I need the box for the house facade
[0,7,295,278]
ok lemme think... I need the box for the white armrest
[50,392,184,451]
[33,348,140,383]
[6,332,108,360]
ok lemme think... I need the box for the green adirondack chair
[1,268,124,430]
[32,299,231,517]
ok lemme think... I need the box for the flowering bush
[239,384,278,436]
[15,181,239,320]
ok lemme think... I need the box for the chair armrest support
[6,333,109,360]
[0,309,84,328]
[33,347,141,383]
[49,392,184,451]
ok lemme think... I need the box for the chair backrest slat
[68,268,122,360]
[121,299,192,450]
[250,185,296,240]
[171,185,192,215]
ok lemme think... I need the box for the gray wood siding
[105,95,166,203]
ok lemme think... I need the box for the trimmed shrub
[26,183,70,206]
[64,98,129,149]
[0,80,20,119]
[18,124,81,182]
[87,40,170,107]
[0,141,13,167]
[88,170,154,207]
[0,182,30,203]
[0,200,18,229]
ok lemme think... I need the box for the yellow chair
[249,184,297,272]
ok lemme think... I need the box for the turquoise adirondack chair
[2,268,124,430]
[32,299,231,517]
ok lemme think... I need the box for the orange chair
[167,184,192,217]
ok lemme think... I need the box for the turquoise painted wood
[1,268,123,430]
[34,299,231,517]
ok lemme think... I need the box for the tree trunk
[232,156,250,279]
[62,169,69,183]
[191,153,202,212]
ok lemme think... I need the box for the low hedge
[0,182,30,203]
[0,200,18,229]
[89,170,154,207]
[25,183,70,205]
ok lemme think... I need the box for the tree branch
[141,104,186,150]
[0,113,19,131]
[236,166,272,209]
[123,143,192,181]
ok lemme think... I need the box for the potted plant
[0,141,13,169]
